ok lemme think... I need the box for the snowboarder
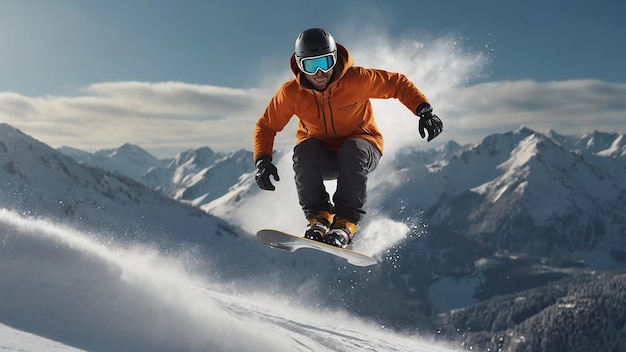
[253,28,442,248]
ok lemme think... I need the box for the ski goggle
[297,52,337,75]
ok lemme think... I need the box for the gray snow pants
[292,138,381,224]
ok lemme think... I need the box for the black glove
[416,103,443,142]
[255,154,279,191]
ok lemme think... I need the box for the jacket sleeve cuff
[255,154,272,168]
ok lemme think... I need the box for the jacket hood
[289,43,353,86]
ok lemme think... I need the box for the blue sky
[1,0,625,157]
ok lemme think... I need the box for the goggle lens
[299,53,336,75]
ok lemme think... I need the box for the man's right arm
[252,83,295,161]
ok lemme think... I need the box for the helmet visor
[298,53,336,75]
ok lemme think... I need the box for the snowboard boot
[325,218,357,248]
[304,210,334,242]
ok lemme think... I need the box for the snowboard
[256,229,377,267]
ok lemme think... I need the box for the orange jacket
[253,43,429,161]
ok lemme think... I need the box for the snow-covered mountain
[149,148,254,206]
[201,126,626,350]
[59,144,255,207]
[7,122,626,351]
[0,123,455,351]
[556,129,626,157]
[1,124,243,249]
[208,126,626,260]
[59,143,164,181]
[422,128,626,254]
[141,146,224,189]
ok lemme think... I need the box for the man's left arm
[363,68,443,142]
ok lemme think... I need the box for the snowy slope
[0,323,86,352]
[0,209,457,352]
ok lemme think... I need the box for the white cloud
[85,81,266,116]
[441,79,626,145]
[1,34,625,158]
[0,82,271,157]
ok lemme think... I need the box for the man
[253,28,442,248]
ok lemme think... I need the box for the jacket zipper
[327,88,337,135]
[312,89,328,134]
[311,88,338,136]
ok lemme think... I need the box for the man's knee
[338,138,380,170]
[294,138,326,160]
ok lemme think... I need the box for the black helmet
[294,28,337,59]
